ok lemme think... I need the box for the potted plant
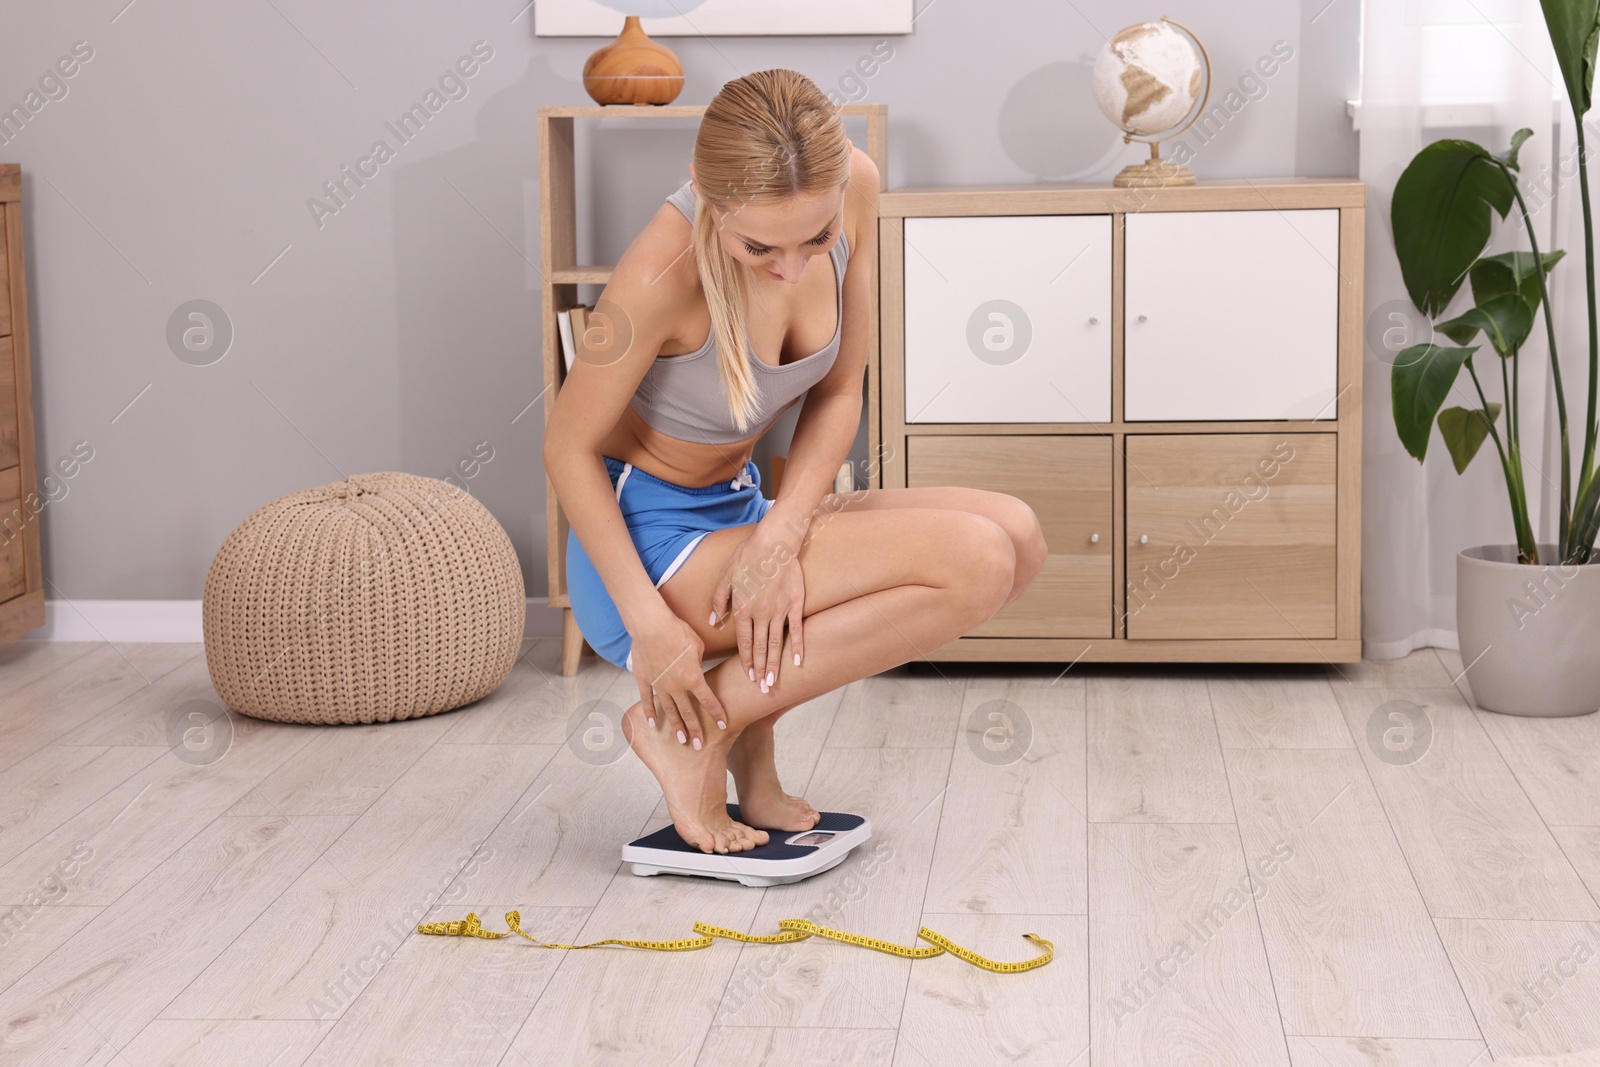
[1387,0,1600,716]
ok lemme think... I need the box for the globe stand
[1113,140,1196,188]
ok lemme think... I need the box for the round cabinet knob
[1087,316,1100,326]
[1139,534,1150,544]
[1090,533,1099,544]
[1136,314,1149,324]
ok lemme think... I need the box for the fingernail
[693,737,702,750]
[748,667,755,681]
[709,611,717,625]
[718,720,727,729]
[765,670,774,687]
[677,729,687,744]
[794,652,800,666]
[648,716,655,728]
[760,681,768,694]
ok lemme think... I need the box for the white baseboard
[26,598,566,643]
[1363,627,1459,661]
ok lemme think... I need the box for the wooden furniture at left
[539,104,888,676]
[0,164,43,644]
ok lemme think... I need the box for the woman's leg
[723,702,814,828]
[695,487,1047,831]
[827,484,1049,608]
[630,506,1020,845]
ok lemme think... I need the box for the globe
[1091,19,1210,187]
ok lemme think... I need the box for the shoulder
[844,143,879,260]
[612,201,701,308]
[597,199,702,355]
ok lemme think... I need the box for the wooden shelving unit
[538,104,888,675]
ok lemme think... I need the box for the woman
[544,69,1046,857]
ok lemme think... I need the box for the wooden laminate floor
[2,639,1599,1065]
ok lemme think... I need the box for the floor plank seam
[1326,658,1492,1048]
[59,646,207,749]
[2,742,170,871]
[1469,710,1600,921]
[891,718,961,1067]
[1207,673,1296,1067]
[139,729,376,1045]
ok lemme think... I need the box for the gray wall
[0,0,1357,602]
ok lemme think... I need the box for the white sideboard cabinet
[872,179,1364,664]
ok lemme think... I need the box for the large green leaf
[1391,140,1517,316]
[1540,0,1600,116]
[1469,249,1567,310]
[1438,403,1503,474]
[1435,293,1536,356]
[1392,343,1477,461]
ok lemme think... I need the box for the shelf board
[549,265,614,285]
[538,103,887,120]
[881,178,1365,217]
[540,105,708,118]
[914,636,1362,664]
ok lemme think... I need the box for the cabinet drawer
[0,464,24,603]
[1125,433,1336,639]
[1124,209,1340,421]
[907,434,1112,637]
[904,215,1111,424]
[0,336,15,470]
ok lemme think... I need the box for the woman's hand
[628,603,728,750]
[710,526,806,693]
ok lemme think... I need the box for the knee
[946,513,1016,621]
[983,493,1046,589]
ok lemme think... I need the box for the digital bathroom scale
[623,804,872,888]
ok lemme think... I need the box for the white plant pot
[1457,544,1600,717]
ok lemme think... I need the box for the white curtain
[1358,0,1590,657]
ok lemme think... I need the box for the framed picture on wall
[534,0,915,36]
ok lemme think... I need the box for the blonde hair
[688,68,852,433]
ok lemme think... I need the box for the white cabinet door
[904,215,1111,423]
[1124,209,1340,421]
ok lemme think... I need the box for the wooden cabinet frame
[876,179,1364,664]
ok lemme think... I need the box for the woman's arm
[544,221,729,745]
[711,150,879,686]
[759,148,880,545]
[544,281,673,632]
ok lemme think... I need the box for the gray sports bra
[627,178,850,445]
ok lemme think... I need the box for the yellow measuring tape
[417,910,1054,974]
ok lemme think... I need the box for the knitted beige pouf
[203,472,524,724]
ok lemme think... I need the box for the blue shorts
[566,455,775,672]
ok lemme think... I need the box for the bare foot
[621,700,770,854]
[727,720,821,833]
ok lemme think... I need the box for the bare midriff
[597,395,801,490]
